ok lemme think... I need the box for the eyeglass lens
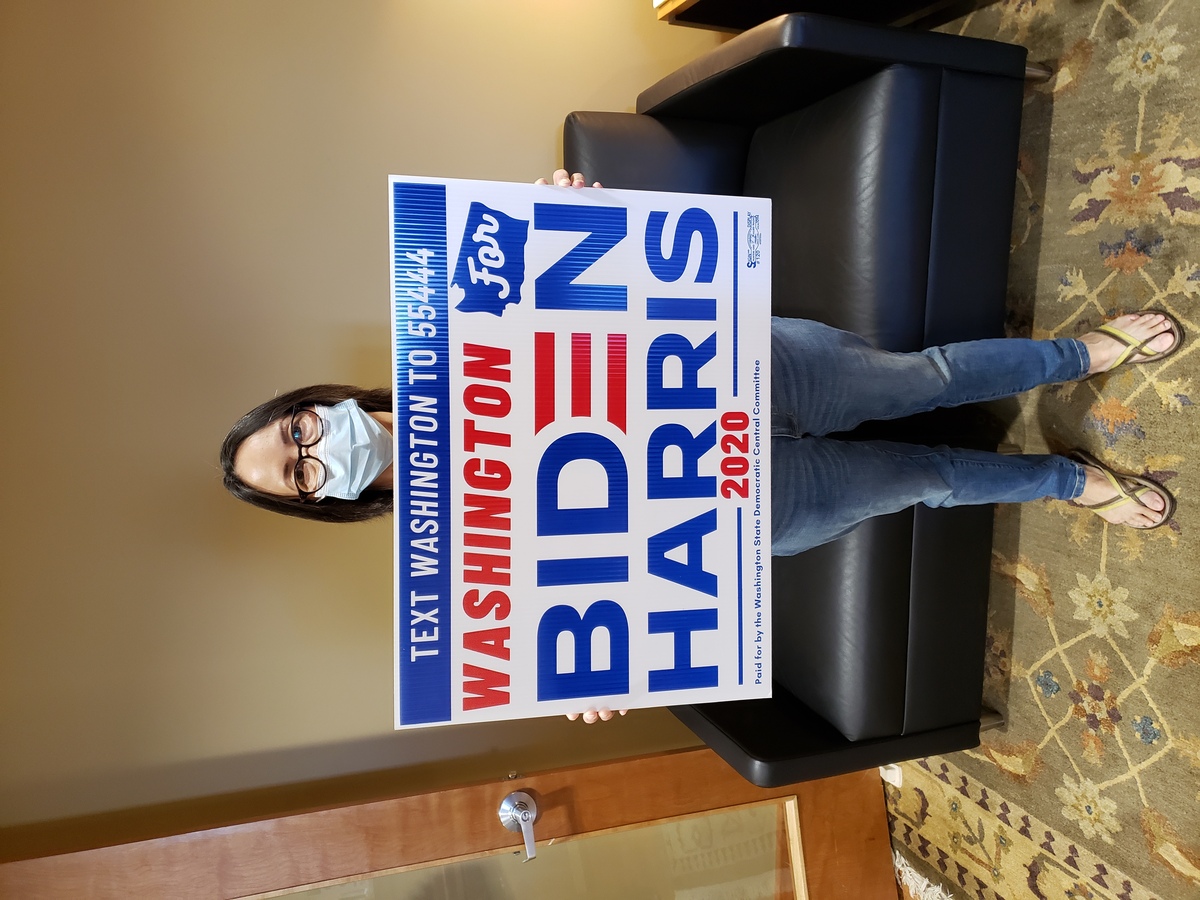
[291,409,326,495]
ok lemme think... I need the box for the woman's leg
[767,315,1180,554]
[770,317,1088,437]
[770,435,1084,556]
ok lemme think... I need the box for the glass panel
[284,801,797,900]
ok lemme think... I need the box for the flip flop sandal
[1069,449,1176,529]
[1093,310,1185,367]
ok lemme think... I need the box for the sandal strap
[1094,323,1160,367]
[1072,456,1171,526]
[1074,464,1136,512]
[1078,483,1154,514]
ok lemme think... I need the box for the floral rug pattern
[890,757,1163,900]
[888,2,1200,898]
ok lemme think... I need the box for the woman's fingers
[535,170,600,189]
[564,707,629,723]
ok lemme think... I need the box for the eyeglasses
[289,407,327,501]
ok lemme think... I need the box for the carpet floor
[887,2,1200,899]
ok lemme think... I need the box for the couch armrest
[637,13,1026,125]
[563,111,751,194]
[672,692,982,787]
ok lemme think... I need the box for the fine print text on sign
[390,176,772,728]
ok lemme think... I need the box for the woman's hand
[535,169,602,189]
[565,707,628,724]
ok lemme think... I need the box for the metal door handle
[498,791,539,861]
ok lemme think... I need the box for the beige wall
[0,0,721,827]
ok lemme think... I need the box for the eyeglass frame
[289,406,328,501]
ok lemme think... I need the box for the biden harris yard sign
[390,176,771,727]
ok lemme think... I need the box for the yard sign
[391,176,771,727]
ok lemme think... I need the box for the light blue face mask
[312,400,393,500]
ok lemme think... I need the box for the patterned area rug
[887,1,1200,898]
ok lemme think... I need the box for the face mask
[312,400,393,500]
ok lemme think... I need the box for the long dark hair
[220,384,393,523]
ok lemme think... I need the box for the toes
[1142,492,1165,512]
[1148,327,1177,354]
[1115,505,1156,528]
[1138,314,1163,335]
[1142,312,1172,335]
[1133,493,1168,526]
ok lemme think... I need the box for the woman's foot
[1074,460,1172,529]
[1079,312,1181,375]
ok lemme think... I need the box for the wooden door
[0,748,895,899]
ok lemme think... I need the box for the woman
[221,384,394,524]
[222,171,1182,540]
[222,171,1183,723]
[221,310,1179,529]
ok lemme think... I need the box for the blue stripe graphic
[394,182,452,725]
[732,211,739,398]
[736,506,744,684]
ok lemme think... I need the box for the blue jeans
[770,318,1090,555]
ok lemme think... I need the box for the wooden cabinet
[0,749,895,899]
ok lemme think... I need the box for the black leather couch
[564,14,1026,786]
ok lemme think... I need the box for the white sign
[390,176,772,727]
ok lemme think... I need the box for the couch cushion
[922,68,1022,347]
[771,512,914,741]
[903,505,992,734]
[744,64,940,352]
